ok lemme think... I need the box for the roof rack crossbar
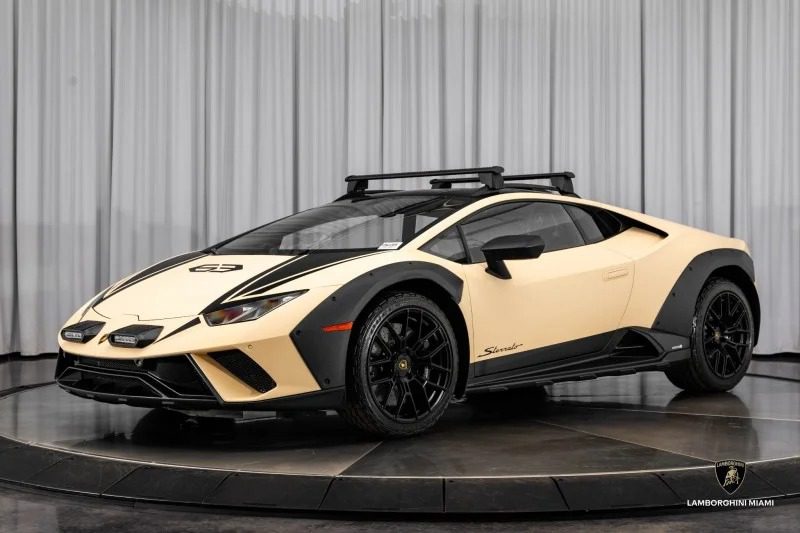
[345,166,504,193]
[430,171,576,195]
[498,183,562,193]
[502,172,576,194]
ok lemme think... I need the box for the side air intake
[611,330,659,359]
[208,350,276,393]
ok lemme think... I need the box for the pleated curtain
[0,0,798,355]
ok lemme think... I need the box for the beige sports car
[56,167,759,436]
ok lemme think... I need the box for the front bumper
[55,350,219,409]
[55,350,346,411]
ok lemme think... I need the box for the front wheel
[665,278,754,392]
[339,292,458,437]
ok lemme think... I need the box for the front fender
[290,261,464,390]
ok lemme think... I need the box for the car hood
[92,251,378,320]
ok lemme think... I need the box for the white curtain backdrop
[0,0,797,355]
[0,0,14,357]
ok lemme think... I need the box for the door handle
[603,267,630,281]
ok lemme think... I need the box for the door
[457,201,634,366]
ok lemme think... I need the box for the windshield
[215,195,470,254]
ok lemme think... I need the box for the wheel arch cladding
[653,249,760,345]
[290,261,464,391]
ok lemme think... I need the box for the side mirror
[481,235,545,280]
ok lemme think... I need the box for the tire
[339,291,459,437]
[664,278,754,392]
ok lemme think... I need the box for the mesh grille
[77,357,141,372]
[209,350,276,393]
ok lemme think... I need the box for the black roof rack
[345,166,504,194]
[343,166,577,196]
[502,172,576,195]
[430,171,576,195]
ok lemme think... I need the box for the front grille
[57,351,216,400]
[77,356,142,372]
[209,350,276,393]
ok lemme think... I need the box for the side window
[421,227,467,263]
[459,202,584,262]
[564,205,604,244]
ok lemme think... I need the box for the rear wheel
[339,292,458,437]
[665,278,754,392]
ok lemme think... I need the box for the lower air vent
[57,351,216,399]
[612,330,659,359]
[58,368,161,398]
[208,350,276,393]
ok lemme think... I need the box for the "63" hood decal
[189,264,243,273]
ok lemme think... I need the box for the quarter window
[593,208,628,238]
[564,205,604,244]
[421,227,467,263]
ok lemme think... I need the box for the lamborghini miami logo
[716,459,746,495]
[189,264,243,273]
[686,459,773,508]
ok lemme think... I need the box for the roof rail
[345,166,504,194]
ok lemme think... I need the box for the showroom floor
[0,356,798,529]
[1,483,799,533]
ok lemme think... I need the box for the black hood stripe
[201,251,386,314]
[225,254,309,298]
[102,251,208,301]
[235,251,383,298]
[199,255,303,315]
[239,251,389,299]
[154,317,202,344]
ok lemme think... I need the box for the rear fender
[653,249,759,343]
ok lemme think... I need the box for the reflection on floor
[0,357,54,393]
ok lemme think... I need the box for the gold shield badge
[715,460,746,495]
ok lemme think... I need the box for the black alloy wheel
[702,290,753,379]
[340,292,458,436]
[665,278,754,392]
[366,306,454,422]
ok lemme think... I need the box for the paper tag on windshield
[378,242,403,250]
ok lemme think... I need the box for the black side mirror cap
[481,234,545,279]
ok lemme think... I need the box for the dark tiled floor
[1,357,799,529]
[0,484,798,533]
[340,419,708,477]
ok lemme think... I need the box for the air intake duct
[208,350,276,393]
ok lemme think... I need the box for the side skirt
[466,327,690,393]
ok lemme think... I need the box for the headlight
[203,291,306,326]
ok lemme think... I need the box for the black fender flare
[653,248,760,343]
[291,261,464,390]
